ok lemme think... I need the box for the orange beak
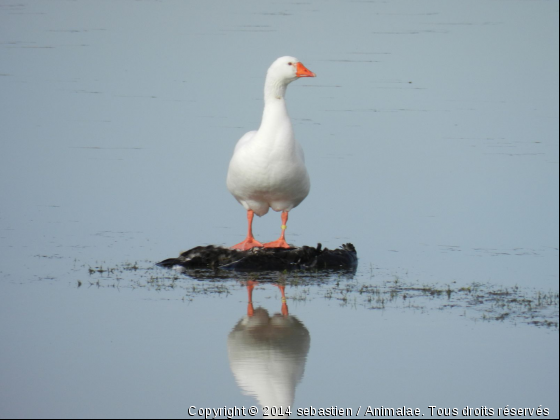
[296,62,316,78]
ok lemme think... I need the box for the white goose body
[227,97,310,217]
[227,56,316,250]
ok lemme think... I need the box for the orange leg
[264,211,291,249]
[231,210,264,250]
[277,284,289,317]
[246,280,257,317]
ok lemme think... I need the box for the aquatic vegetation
[81,260,559,330]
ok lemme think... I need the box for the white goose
[227,56,316,250]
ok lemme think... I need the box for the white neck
[264,77,288,102]
[258,76,294,142]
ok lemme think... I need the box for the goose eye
[287,62,293,66]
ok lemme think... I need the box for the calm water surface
[0,1,558,418]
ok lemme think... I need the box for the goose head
[267,56,316,84]
[265,56,316,100]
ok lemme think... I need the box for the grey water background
[0,1,558,418]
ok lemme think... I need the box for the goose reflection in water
[228,281,310,416]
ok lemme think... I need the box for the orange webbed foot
[231,238,264,250]
[263,238,291,248]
